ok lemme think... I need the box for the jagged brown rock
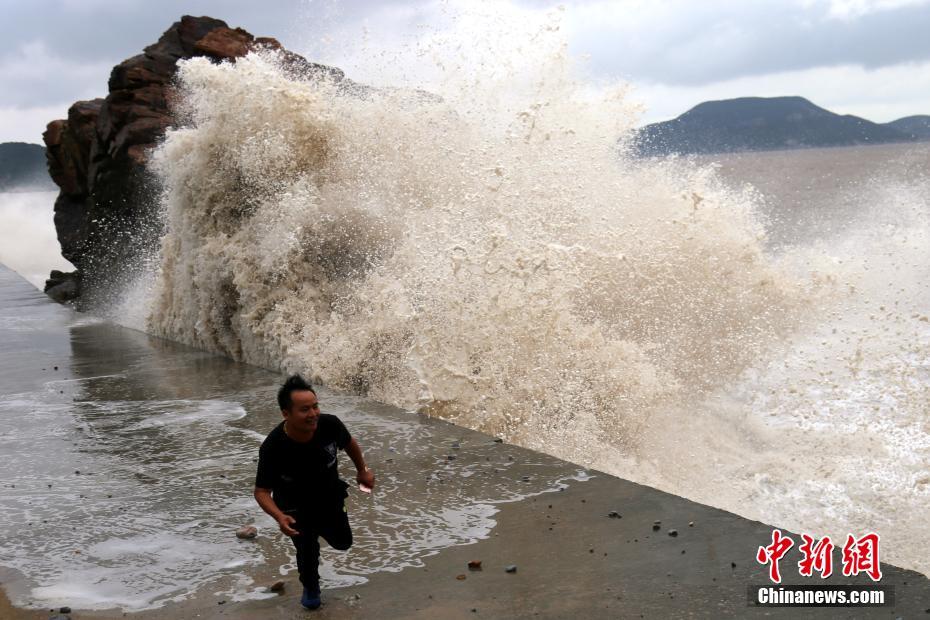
[42,15,341,304]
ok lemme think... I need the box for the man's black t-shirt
[255,414,352,512]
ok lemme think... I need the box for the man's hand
[277,514,300,537]
[254,487,299,536]
[356,467,375,491]
[345,438,375,491]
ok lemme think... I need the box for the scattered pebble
[505,565,517,573]
[668,529,678,537]
[451,442,460,449]
[456,574,467,580]
[467,560,482,570]
[217,600,226,605]
[493,438,503,443]
[608,511,621,519]
[521,475,530,482]
[447,455,456,461]
[60,607,71,614]
[689,521,694,527]
[269,580,285,593]
[731,562,737,568]
[235,525,258,539]
[54,366,58,371]
[471,608,477,613]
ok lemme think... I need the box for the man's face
[283,390,320,433]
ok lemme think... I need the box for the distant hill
[885,115,930,140]
[633,97,928,156]
[0,142,55,191]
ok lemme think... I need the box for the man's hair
[277,374,316,410]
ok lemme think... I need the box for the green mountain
[633,97,926,156]
[0,142,55,191]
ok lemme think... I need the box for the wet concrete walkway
[1,265,928,619]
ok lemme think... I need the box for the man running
[254,374,375,610]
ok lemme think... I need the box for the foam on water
[0,392,264,610]
[0,369,585,611]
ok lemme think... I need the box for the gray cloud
[0,0,314,108]
[0,0,427,109]
[567,0,930,85]
[1,1,303,62]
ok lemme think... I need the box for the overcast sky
[2,0,929,143]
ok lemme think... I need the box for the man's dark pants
[290,501,353,589]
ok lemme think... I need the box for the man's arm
[253,487,299,536]
[344,437,375,490]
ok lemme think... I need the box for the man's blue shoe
[301,585,321,610]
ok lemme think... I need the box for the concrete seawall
[1,264,928,619]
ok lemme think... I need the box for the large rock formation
[42,15,342,304]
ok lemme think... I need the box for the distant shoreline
[633,96,930,157]
[660,139,930,159]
